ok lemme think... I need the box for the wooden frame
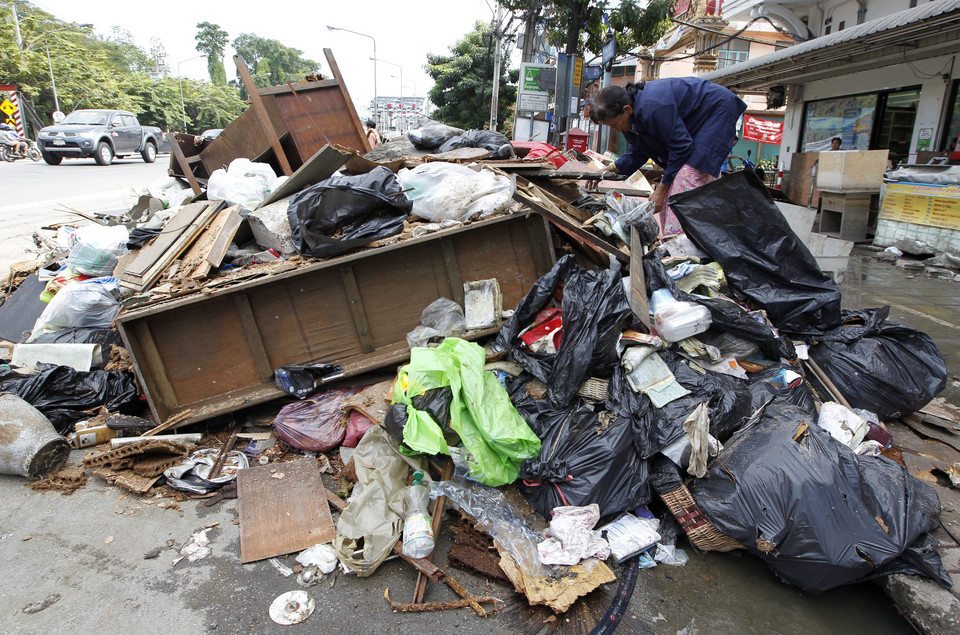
[116,212,554,424]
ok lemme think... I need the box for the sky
[32,0,499,118]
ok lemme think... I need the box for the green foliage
[500,0,674,56]
[232,33,320,89]
[0,4,246,135]
[425,21,518,131]
[195,22,229,85]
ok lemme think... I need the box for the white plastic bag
[207,158,286,211]
[65,224,129,276]
[397,163,515,222]
[537,504,610,566]
[28,277,121,341]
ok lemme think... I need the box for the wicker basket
[660,484,744,553]
[576,377,609,401]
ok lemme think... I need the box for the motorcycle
[1,138,42,162]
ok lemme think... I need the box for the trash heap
[0,75,956,628]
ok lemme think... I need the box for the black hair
[589,81,645,124]
[366,120,376,128]
[831,137,842,144]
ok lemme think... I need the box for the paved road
[0,156,171,276]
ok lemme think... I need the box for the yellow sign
[572,57,583,88]
[0,99,14,116]
[879,182,960,231]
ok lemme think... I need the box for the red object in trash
[519,308,564,350]
[272,386,364,452]
[515,142,567,169]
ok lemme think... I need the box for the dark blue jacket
[613,77,747,185]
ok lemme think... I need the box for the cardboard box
[70,425,117,448]
[816,150,888,192]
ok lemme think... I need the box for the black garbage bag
[408,124,464,150]
[644,250,795,360]
[668,170,841,333]
[745,362,817,416]
[492,255,634,408]
[608,350,753,459]
[0,364,140,434]
[288,166,412,258]
[126,227,162,249]
[808,307,946,418]
[690,401,952,592]
[381,385,454,448]
[511,376,650,518]
[438,129,512,157]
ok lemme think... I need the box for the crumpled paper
[537,504,610,566]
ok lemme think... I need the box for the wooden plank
[324,48,371,153]
[126,202,224,291]
[258,145,352,207]
[177,205,242,280]
[237,458,335,563]
[630,226,651,329]
[124,203,208,279]
[340,265,376,354]
[233,294,274,381]
[525,214,554,276]
[234,54,293,176]
[439,240,464,305]
[167,132,202,195]
[514,182,627,264]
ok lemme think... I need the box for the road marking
[873,296,960,332]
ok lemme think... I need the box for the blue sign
[602,38,616,66]
[585,65,602,81]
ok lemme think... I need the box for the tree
[195,22,229,85]
[501,0,674,57]
[0,4,246,134]
[232,33,320,90]
[425,21,519,131]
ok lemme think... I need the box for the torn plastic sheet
[163,448,250,495]
[690,401,952,593]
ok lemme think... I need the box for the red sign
[743,114,783,144]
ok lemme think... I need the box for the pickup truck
[38,109,165,166]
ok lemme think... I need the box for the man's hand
[584,164,618,191]
[650,181,670,213]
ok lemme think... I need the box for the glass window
[874,88,920,164]
[801,94,877,152]
[716,39,750,70]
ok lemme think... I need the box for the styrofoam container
[654,301,712,342]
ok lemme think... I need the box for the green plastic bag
[392,338,541,487]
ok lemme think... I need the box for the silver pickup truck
[38,109,166,166]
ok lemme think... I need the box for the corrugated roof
[703,0,960,82]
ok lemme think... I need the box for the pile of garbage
[1,126,955,627]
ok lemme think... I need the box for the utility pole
[489,3,504,131]
[12,1,23,49]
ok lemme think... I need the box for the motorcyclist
[0,123,25,156]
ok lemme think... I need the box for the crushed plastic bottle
[401,470,435,559]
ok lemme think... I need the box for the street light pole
[41,24,93,118]
[327,26,377,125]
[374,58,402,132]
[178,55,207,133]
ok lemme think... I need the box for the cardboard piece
[237,458,335,563]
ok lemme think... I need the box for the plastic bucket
[0,393,71,479]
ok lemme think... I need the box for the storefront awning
[702,0,960,92]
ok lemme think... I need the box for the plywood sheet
[237,458,335,563]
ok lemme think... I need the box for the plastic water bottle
[401,470,435,559]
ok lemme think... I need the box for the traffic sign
[0,99,14,116]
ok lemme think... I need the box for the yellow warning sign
[0,99,15,116]
[572,57,583,88]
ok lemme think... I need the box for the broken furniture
[816,150,888,242]
[169,49,368,187]
[116,212,554,425]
